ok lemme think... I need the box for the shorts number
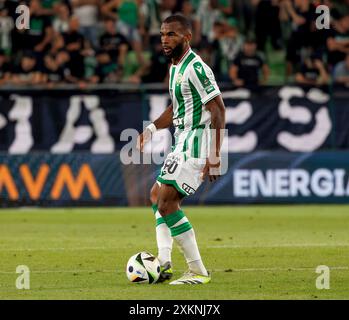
[163,158,179,174]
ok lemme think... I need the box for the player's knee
[157,199,176,216]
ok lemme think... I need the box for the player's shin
[163,209,208,276]
[152,204,173,266]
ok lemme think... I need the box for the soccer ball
[126,251,161,284]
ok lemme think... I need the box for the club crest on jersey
[176,73,183,85]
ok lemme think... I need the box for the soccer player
[137,15,226,285]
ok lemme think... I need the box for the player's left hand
[136,128,152,152]
[201,155,221,182]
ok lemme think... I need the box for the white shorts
[157,152,206,197]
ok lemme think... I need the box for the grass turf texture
[0,206,348,300]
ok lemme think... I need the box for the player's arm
[136,104,173,151]
[314,59,330,85]
[327,37,349,52]
[202,95,226,182]
[187,60,225,181]
[153,104,173,129]
[283,0,306,25]
[101,0,119,20]
[35,25,54,52]
[260,63,270,85]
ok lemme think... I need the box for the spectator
[101,0,146,65]
[127,35,169,84]
[322,0,342,24]
[160,0,177,17]
[233,0,256,35]
[42,53,65,86]
[55,49,78,82]
[295,50,329,86]
[1,0,343,87]
[214,0,233,17]
[212,18,244,80]
[254,0,282,52]
[229,38,269,87]
[39,0,61,16]
[326,14,349,69]
[282,0,317,74]
[26,0,54,54]
[333,53,349,86]
[140,0,172,48]
[11,51,45,85]
[0,1,7,18]
[297,1,342,74]
[334,0,349,16]
[0,49,11,85]
[99,17,129,68]
[5,0,52,55]
[307,5,349,69]
[49,31,65,56]
[42,50,76,86]
[62,16,86,79]
[101,0,118,20]
[0,2,13,52]
[9,0,27,55]
[195,42,214,66]
[71,0,100,49]
[195,0,226,45]
[53,2,71,33]
[2,0,22,21]
[180,0,201,47]
[89,49,121,83]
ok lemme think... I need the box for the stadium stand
[0,0,348,87]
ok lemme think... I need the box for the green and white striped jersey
[169,48,221,132]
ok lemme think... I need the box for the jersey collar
[173,47,192,66]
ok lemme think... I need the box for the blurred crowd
[0,0,348,88]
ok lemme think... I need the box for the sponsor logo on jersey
[205,85,215,94]
[182,183,195,195]
[203,78,210,86]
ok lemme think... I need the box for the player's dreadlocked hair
[163,14,192,32]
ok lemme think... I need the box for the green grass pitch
[0,206,348,300]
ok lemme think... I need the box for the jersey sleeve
[188,60,221,105]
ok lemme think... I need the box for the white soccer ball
[126,251,161,284]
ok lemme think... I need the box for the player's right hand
[201,155,221,182]
[136,128,152,152]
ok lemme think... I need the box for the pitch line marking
[208,243,349,248]
[0,243,348,252]
[0,266,348,274]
